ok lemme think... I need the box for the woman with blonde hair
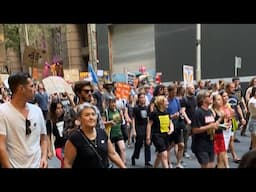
[211,93,231,168]
[220,91,234,166]
[146,95,174,168]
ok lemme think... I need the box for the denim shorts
[248,119,256,134]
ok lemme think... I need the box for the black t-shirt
[133,104,148,135]
[46,117,66,148]
[68,128,109,168]
[181,95,197,127]
[149,108,170,134]
[191,107,215,153]
[234,86,244,102]
[126,103,134,119]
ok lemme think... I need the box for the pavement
[48,128,251,168]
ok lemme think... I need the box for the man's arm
[237,104,246,126]
[40,134,48,168]
[181,106,191,125]
[0,135,11,168]
[241,97,248,114]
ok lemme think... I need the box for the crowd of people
[0,72,255,168]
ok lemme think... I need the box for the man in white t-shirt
[0,72,48,168]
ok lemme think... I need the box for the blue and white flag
[88,63,98,84]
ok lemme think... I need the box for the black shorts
[194,151,215,165]
[168,128,184,144]
[151,133,169,153]
[110,135,124,143]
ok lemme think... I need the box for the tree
[3,24,20,53]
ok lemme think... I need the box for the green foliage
[3,24,52,52]
[3,24,20,52]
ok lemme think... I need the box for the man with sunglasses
[0,72,48,168]
[63,80,105,138]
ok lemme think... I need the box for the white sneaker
[176,164,184,168]
[184,152,191,158]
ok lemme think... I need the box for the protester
[0,72,48,168]
[64,103,126,168]
[247,87,256,150]
[102,97,127,165]
[131,92,152,168]
[46,100,66,167]
[146,95,174,168]
[35,82,49,120]
[191,90,219,168]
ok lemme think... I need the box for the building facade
[2,24,256,86]
[97,24,256,85]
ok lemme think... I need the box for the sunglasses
[25,119,32,136]
[82,89,93,94]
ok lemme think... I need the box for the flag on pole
[88,63,98,84]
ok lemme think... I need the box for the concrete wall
[96,24,110,71]
[110,24,155,75]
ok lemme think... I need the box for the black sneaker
[131,157,135,166]
[145,162,153,168]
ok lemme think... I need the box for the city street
[48,128,251,168]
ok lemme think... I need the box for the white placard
[42,76,75,95]
[97,70,104,77]
[127,72,135,86]
[235,56,242,69]
[183,65,194,86]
